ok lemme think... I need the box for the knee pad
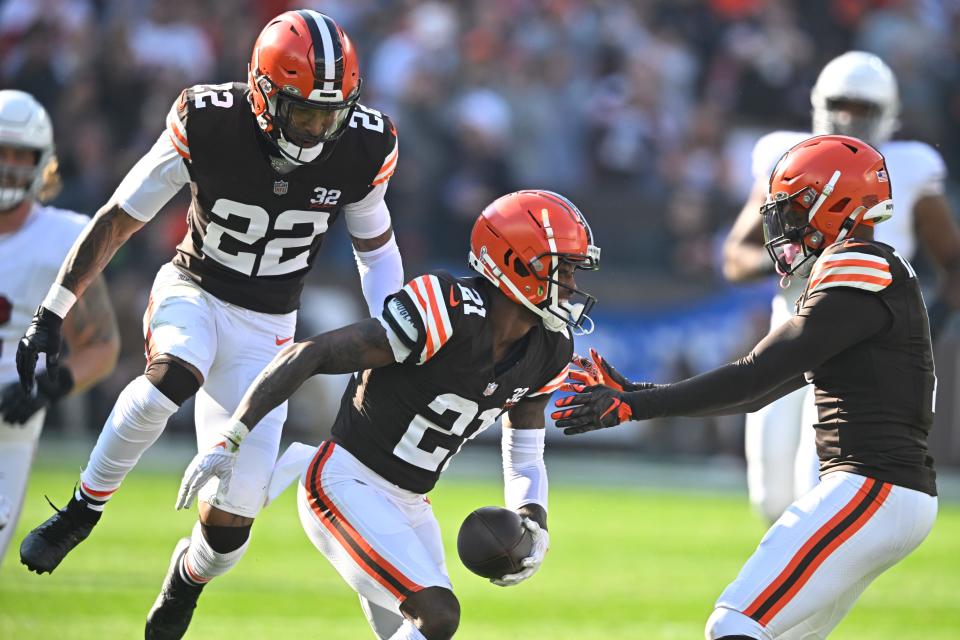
[144,354,202,406]
[705,607,764,640]
[200,522,251,554]
[401,587,460,640]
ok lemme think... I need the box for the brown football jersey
[332,272,572,494]
[798,239,936,495]
[165,82,397,313]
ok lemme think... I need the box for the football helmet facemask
[469,190,601,335]
[811,51,899,145]
[762,134,892,277]
[248,10,361,165]
[0,90,54,211]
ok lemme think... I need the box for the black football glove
[1,367,74,425]
[551,385,635,435]
[16,306,64,393]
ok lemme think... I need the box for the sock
[388,620,427,640]
[179,521,249,586]
[77,376,178,509]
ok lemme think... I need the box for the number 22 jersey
[111,82,398,314]
[332,272,573,494]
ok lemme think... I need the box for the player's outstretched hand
[562,348,655,393]
[490,518,550,587]
[16,306,64,393]
[552,385,634,435]
[176,442,238,511]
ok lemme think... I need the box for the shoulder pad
[808,241,893,295]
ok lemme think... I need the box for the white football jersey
[0,204,88,384]
[751,131,947,306]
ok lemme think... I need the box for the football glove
[175,420,250,511]
[0,368,74,425]
[490,518,550,587]
[17,307,64,393]
[562,348,655,394]
[552,385,634,435]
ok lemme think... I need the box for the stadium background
[2,1,960,638]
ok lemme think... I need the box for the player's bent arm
[722,179,773,282]
[347,183,404,316]
[503,396,549,531]
[60,275,120,392]
[627,289,891,419]
[232,318,395,431]
[913,194,960,319]
[56,202,144,298]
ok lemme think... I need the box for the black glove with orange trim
[562,348,652,393]
[554,349,659,435]
[552,385,635,434]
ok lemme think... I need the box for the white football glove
[490,518,550,587]
[175,420,249,511]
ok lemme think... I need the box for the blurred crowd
[3,0,960,441]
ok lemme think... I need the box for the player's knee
[200,522,251,554]
[401,587,460,640]
[144,354,202,406]
[705,607,763,639]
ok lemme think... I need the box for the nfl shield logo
[483,382,498,396]
[273,179,289,196]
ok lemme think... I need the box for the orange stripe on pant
[306,443,423,601]
[744,477,892,626]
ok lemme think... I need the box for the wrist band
[41,284,77,319]
[222,419,250,448]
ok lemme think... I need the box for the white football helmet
[810,51,899,145]
[0,90,55,210]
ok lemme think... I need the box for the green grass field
[2,457,958,639]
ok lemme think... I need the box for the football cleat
[19,494,101,574]
[145,537,205,640]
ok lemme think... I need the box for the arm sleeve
[343,181,392,239]
[630,287,891,418]
[502,427,548,511]
[376,273,456,365]
[355,232,404,317]
[111,128,190,222]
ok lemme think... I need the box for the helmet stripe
[297,10,340,91]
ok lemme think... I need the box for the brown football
[456,506,533,580]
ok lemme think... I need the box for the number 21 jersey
[332,272,573,494]
[112,82,398,314]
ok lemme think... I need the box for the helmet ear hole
[828,197,851,213]
[513,258,530,278]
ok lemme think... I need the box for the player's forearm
[234,319,393,429]
[722,243,774,282]
[56,203,143,297]
[61,276,120,392]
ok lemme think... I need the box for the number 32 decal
[201,198,329,276]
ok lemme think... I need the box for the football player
[723,51,960,523]
[555,136,938,640]
[15,10,404,637]
[0,90,119,568]
[174,190,600,640]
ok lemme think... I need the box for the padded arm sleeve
[502,427,548,511]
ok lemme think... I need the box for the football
[456,506,533,579]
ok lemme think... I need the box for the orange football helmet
[761,134,893,277]
[248,10,362,164]
[468,190,601,334]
